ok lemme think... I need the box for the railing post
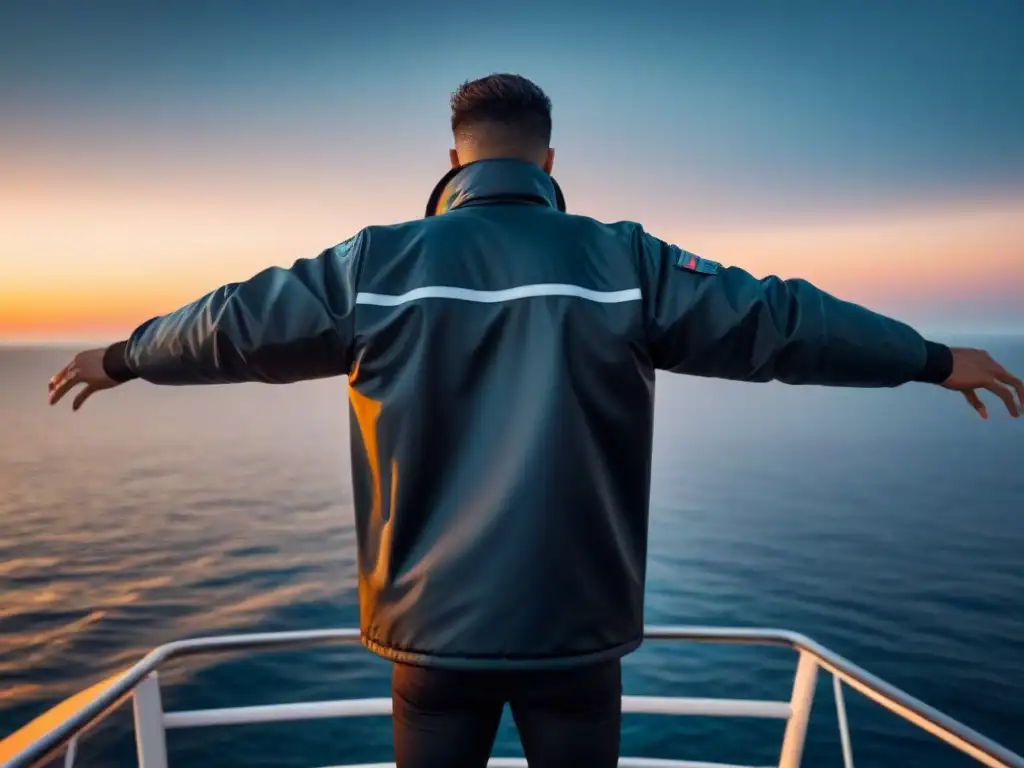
[63,736,78,768]
[779,651,819,768]
[133,673,169,768]
[833,674,856,768]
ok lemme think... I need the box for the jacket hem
[361,634,643,670]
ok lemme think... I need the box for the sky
[1,0,1022,342]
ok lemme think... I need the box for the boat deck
[1,626,1022,768]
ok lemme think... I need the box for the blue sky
[5,0,1022,211]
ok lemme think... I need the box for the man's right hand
[941,347,1023,419]
[48,348,124,411]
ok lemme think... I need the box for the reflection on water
[1,355,358,710]
[1,340,1023,767]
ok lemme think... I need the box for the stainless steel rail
[1,626,1021,768]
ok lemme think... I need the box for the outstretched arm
[637,230,1022,416]
[48,235,362,410]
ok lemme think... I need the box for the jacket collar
[432,159,562,216]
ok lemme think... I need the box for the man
[49,74,1021,767]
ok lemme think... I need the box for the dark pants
[391,658,622,768]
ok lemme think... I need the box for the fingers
[49,351,119,410]
[963,390,988,420]
[48,367,81,406]
[48,363,72,391]
[994,368,1024,416]
[72,385,96,412]
[982,381,1020,418]
[948,351,1022,420]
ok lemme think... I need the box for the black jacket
[105,159,952,668]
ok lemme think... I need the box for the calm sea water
[1,339,1022,767]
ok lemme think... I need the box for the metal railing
[1,626,1022,768]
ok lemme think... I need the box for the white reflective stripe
[355,284,642,307]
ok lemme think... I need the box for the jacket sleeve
[105,235,362,385]
[636,229,953,387]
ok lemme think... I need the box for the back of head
[449,73,553,169]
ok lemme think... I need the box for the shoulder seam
[628,223,654,355]
[345,228,369,373]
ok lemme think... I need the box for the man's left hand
[48,348,122,411]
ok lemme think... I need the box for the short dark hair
[450,73,552,148]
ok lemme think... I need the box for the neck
[456,147,547,168]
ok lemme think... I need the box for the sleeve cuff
[914,341,953,384]
[102,341,139,383]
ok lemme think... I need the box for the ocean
[1,338,1022,767]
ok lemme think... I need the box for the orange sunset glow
[3,172,1022,342]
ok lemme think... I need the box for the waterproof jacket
[104,159,953,669]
